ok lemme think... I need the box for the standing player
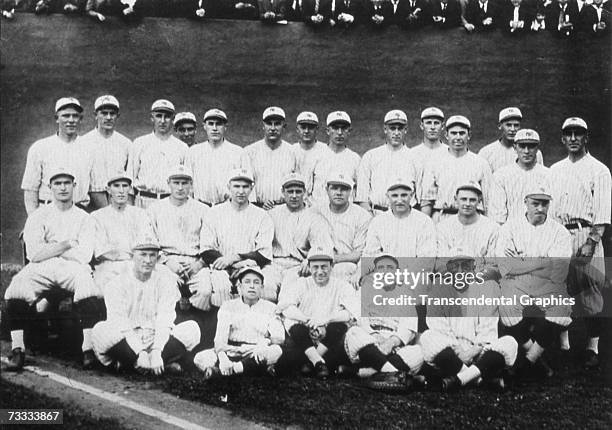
[421,115,494,222]
[479,107,543,173]
[186,109,246,206]
[22,97,93,215]
[550,117,611,368]
[173,112,198,147]
[489,129,551,225]
[5,168,103,371]
[356,110,417,215]
[128,99,188,209]
[292,111,330,204]
[310,111,361,206]
[244,106,298,209]
[81,95,132,210]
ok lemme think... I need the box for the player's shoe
[201,366,221,381]
[440,375,461,392]
[82,350,98,370]
[336,364,358,378]
[164,362,183,375]
[486,377,506,392]
[314,361,330,380]
[6,348,25,371]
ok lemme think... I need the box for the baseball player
[410,107,449,206]
[244,106,298,209]
[199,168,275,306]
[292,111,331,204]
[549,117,611,368]
[186,109,247,206]
[420,255,518,391]
[147,165,210,311]
[91,171,154,293]
[193,266,285,378]
[310,111,361,206]
[276,246,359,379]
[356,110,417,215]
[311,172,371,284]
[22,97,93,215]
[128,99,188,209]
[489,129,551,225]
[5,168,103,371]
[173,111,198,147]
[81,95,132,210]
[479,107,543,173]
[91,239,201,375]
[266,173,334,299]
[421,115,495,222]
[495,185,572,378]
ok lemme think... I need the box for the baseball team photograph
[0,3,610,429]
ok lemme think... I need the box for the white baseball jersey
[21,134,93,205]
[310,147,361,206]
[80,128,132,193]
[312,203,371,256]
[147,198,209,257]
[293,141,331,199]
[357,316,418,344]
[214,298,285,349]
[200,202,274,260]
[549,153,611,226]
[364,209,436,258]
[269,205,334,261]
[243,139,298,204]
[436,214,499,258]
[479,140,544,173]
[421,150,495,213]
[409,142,449,203]
[490,163,552,225]
[355,144,417,208]
[186,139,247,205]
[128,133,188,193]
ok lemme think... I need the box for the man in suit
[289,0,333,25]
[330,0,367,26]
[545,0,581,36]
[499,0,536,34]
[581,0,609,36]
[428,0,462,28]
[462,0,499,31]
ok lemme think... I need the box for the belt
[253,200,285,208]
[370,324,393,332]
[39,199,88,210]
[198,199,213,207]
[372,204,388,212]
[564,219,592,230]
[134,189,170,199]
[434,207,458,215]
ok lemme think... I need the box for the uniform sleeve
[213,303,233,351]
[277,278,303,312]
[592,167,612,226]
[488,171,508,224]
[267,314,286,345]
[92,215,110,259]
[21,142,43,192]
[308,213,334,254]
[71,214,96,265]
[338,282,360,319]
[479,160,495,215]
[153,276,180,350]
[126,138,142,193]
[254,212,274,260]
[352,209,372,255]
[199,212,218,253]
[363,218,382,258]
[417,216,437,258]
[104,278,135,334]
[396,317,418,345]
[355,153,371,203]
[22,211,47,261]
[421,161,438,203]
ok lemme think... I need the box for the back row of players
[5,95,610,390]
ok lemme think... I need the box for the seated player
[91,239,201,374]
[193,267,285,378]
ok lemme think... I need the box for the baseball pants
[193,344,282,375]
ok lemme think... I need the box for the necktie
[442,3,446,11]
[513,6,519,22]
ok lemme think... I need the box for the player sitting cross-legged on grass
[193,266,285,378]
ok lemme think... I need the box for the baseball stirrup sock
[358,344,388,370]
[559,330,570,350]
[587,337,599,354]
[433,347,464,376]
[457,365,481,386]
[525,342,545,363]
[11,330,25,351]
[82,328,93,351]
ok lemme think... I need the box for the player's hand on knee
[150,350,164,376]
[219,357,234,376]
[135,350,150,371]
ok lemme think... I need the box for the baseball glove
[362,371,414,393]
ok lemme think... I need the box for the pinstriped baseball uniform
[421,150,495,219]
[409,142,449,203]
[550,153,611,315]
[489,163,551,225]
[80,128,131,193]
[293,141,331,201]
[185,140,247,205]
[92,265,200,366]
[436,214,499,258]
[243,139,298,205]
[478,140,544,173]
[21,134,93,206]
[310,148,361,206]
[355,144,417,209]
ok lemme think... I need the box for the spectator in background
[289,0,333,25]
[461,0,499,32]
[86,0,141,21]
[428,0,462,28]
[1,0,16,19]
[224,0,259,19]
[259,0,288,22]
[330,0,367,27]
[499,0,535,34]
[171,0,219,18]
[581,0,609,36]
[545,0,580,36]
[404,0,430,29]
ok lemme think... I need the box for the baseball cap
[446,115,471,130]
[228,168,254,184]
[420,107,444,120]
[384,110,408,125]
[525,184,553,201]
[173,112,197,126]
[235,266,265,282]
[307,246,334,262]
[373,253,400,268]
[132,237,161,251]
[55,97,83,113]
[514,129,540,144]
[387,177,414,192]
[94,95,120,111]
[456,181,482,196]
[48,167,75,184]
[106,170,132,186]
[326,111,351,126]
[167,164,193,181]
[262,106,286,121]
[151,99,175,113]
[326,171,354,189]
[498,107,522,123]
[562,117,588,131]
[296,111,319,125]
[203,108,228,122]
[282,172,306,188]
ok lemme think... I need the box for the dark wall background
[1,15,610,263]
